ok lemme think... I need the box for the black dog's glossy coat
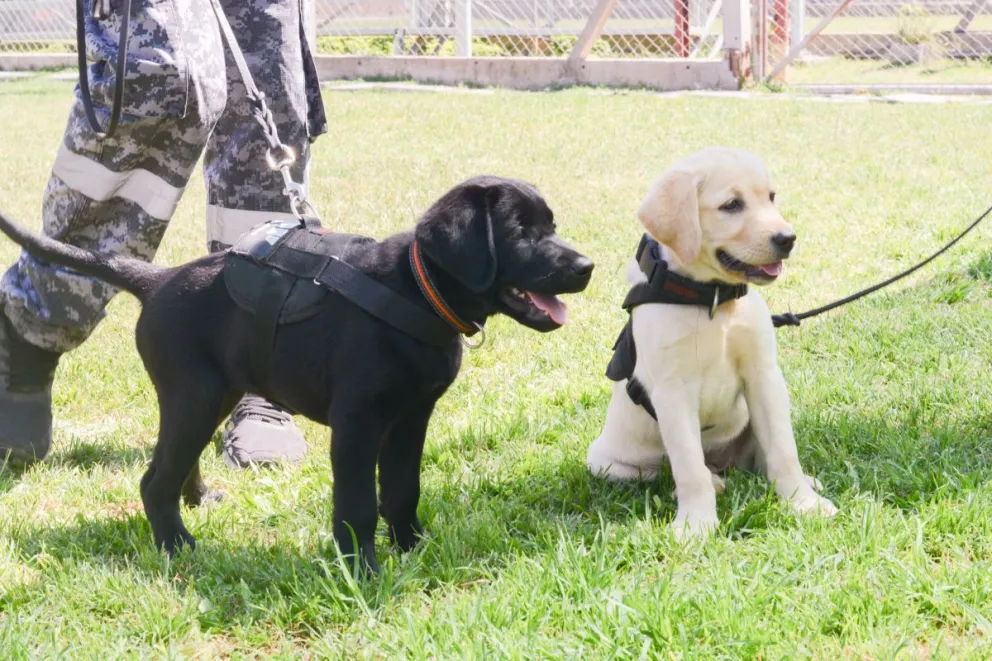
[0,177,593,572]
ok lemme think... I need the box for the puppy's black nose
[771,232,796,255]
[572,257,595,277]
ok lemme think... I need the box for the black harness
[225,218,477,389]
[605,234,749,420]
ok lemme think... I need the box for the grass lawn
[1,78,992,659]
[784,56,992,85]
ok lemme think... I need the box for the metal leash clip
[459,323,487,350]
[264,142,317,221]
[709,287,720,319]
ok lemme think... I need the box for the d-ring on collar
[409,240,486,349]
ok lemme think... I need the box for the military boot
[0,307,61,466]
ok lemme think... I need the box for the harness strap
[626,376,657,420]
[244,224,460,348]
[608,235,750,419]
[314,257,457,348]
[626,234,749,315]
[251,269,296,390]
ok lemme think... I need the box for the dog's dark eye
[720,198,744,213]
[769,191,776,203]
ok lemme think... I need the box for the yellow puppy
[587,147,837,540]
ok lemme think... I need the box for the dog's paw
[671,510,719,542]
[588,459,659,482]
[200,489,225,505]
[672,473,725,499]
[159,528,196,557]
[788,491,838,518]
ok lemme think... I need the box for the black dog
[0,177,593,572]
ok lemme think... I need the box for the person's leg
[0,0,227,465]
[204,0,327,468]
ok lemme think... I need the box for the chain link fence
[0,0,76,53]
[759,0,992,85]
[7,0,987,85]
[313,0,722,58]
[0,0,722,59]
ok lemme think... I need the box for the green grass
[1,77,992,659]
[785,56,992,85]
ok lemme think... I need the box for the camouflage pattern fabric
[0,0,327,352]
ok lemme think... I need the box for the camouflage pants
[0,0,327,353]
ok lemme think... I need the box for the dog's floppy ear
[637,169,701,266]
[415,184,497,293]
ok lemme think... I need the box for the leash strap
[76,0,131,139]
[772,202,992,327]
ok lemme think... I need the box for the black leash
[77,0,130,139]
[772,202,992,328]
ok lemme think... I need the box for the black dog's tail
[0,209,164,302]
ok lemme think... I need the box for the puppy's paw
[671,510,719,542]
[200,489,225,505]
[671,473,725,499]
[588,458,659,482]
[788,491,838,518]
[159,528,196,557]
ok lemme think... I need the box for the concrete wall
[0,53,741,92]
[313,55,740,91]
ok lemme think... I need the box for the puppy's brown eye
[720,198,744,213]
[769,192,776,203]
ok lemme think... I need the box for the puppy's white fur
[587,148,837,540]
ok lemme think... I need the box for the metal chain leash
[79,0,319,222]
[249,94,319,220]
[207,0,319,222]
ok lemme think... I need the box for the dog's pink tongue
[758,261,783,277]
[526,292,568,325]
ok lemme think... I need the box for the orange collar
[409,240,481,337]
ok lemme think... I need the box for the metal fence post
[457,0,473,57]
[791,0,805,49]
[674,0,691,57]
[723,0,751,79]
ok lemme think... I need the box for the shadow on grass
[51,443,150,471]
[3,403,991,632]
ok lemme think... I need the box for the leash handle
[76,0,132,140]
[772,202,992,328]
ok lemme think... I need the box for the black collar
[622,234,748,317]
[409,240,484,343]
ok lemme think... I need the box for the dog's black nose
[771,232,796,255]
[572,257,595,277]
